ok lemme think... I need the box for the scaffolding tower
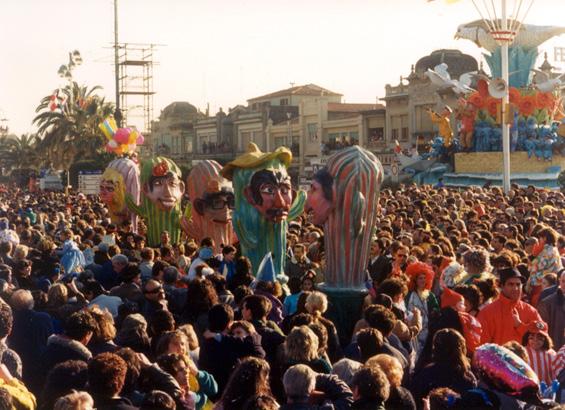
[118,43,159,134]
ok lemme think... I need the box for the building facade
[383,49,479,151]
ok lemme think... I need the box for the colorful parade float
[410,14,565,189]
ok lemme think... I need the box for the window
[307,123,318,142]
[368,128,384,143]
[401,127,409,141]
[280,98,289,106]
[240,131,251,151]
[350,131,359,144]
[391,129,399,140]
[274,137,285,148]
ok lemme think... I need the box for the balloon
[128,144,137,153]
[114,128,131,144]
[127,130,137,144]
[136,134,144,145]
[472,344,542,405]
[108,140,118,149]
[99,117,117,140]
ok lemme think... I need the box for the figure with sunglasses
[181,160,236,254]
[141,279,168,321]
[221,143,305,279]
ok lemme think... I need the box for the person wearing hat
[427,105,454,147]
[221,142,305,279]
[109,263,143,305]
[477,267,547,345]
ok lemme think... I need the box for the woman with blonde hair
[53,391,94,410]
[282,325,331,374]
[156,330,218,406]
[305,291,342,362]
[13,245,29,262]
[367,354,416,410]
[86,306,118,355]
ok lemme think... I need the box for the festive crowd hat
[221,143,292,180]
[441,287,465,309]
[140,157,182,184]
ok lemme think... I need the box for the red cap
[441,287,465,309]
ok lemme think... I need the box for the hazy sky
[2,0,565,135]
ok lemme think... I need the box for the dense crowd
[0,182,563,410]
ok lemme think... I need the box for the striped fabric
[554,344,565,378]
[526,346,556,385]
[323,146,383,288]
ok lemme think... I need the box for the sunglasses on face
[144,285,163,294]
[210,197,235,210]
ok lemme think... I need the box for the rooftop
[327,102,384,112]
[248,83,342,102]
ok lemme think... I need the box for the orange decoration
[519,95,537,117]
[486,97,501,117]
[509,88,521,105]
[536,92,556,111]
[468,92,486,109]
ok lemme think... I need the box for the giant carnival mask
[126,156,185,246]
[244,168,293,223]
[306,146,383,288]
[100,157,140,230]
[182,160,236,253]
[221,143,305,278]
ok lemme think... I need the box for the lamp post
[465,0,535,194]
[501,0,511,194]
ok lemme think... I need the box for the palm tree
[0,134,40,174]
[33,81,114,170]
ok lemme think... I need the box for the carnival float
[404,18,565,189]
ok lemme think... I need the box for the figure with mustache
[181,160,236,254]
[221,143,305,279]
[126,156,185,247]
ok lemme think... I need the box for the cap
[441,287,465,309]
[498,267,526,285]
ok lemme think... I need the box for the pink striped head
[322,146,383,288]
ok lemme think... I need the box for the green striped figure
[126,157,185,247]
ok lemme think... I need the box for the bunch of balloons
[473,344,542,405]
[99,117,144,155]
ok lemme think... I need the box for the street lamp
[466,0,535,193]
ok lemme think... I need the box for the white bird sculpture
[425,63,475,94]
[531,69,565,93]
[455,20,565,53]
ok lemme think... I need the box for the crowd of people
[0,182,563,409]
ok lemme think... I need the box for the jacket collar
[497,292,520,308]
[47,334,92,359]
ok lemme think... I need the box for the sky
[2,0,565,135]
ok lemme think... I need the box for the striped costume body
[526,346,556,385]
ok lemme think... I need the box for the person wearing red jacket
[477,268,547,346]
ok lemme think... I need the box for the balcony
[321,140,359,156]
[193,142,235,161]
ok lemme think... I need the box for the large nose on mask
[274,190,285,207]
